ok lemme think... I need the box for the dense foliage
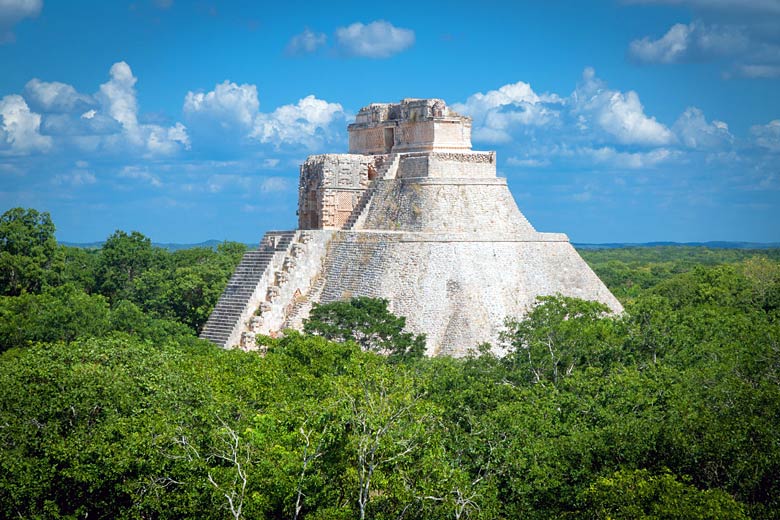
[1,207,779,519]
[304,296,426,360]
[0,208,246,352]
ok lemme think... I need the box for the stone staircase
[199,231,296,347]
[280,272,328,330]
[344,153,401,230]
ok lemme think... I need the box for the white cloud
[24,78,94,113]
[260,176,290,193]
[119,165,162,187]
[17,62,189,156]
[506,157,551,168]
[146,122,190,155]
[205,174,252,193]
[54,164,96,186]
[458,68,674,148]
[629,23,692,64]
[41,111,121,136]
[733,64,780,78]
[751,120,780,152]
[629,21,747,64]
[97,61,142,145]
[0,94,51,155]
[286,28,327,55]
[251,95,345,148]
[183,80,259,130]
[580,146,677,169]
[184,81,344,149]
[335,20,414,58]
[626,0,780,79]
[0,0,41,43]
[90,61,189,156]
[453,81,561,142]
[672,107,733,149]
[573,68,675,146]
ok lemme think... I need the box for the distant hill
[61,240,256,251]
[574,241,780,250]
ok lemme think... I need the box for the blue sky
[1,0,779,243]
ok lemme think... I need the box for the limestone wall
[316,232,623,357]
[359,177,538,235]
[235,231,334,349]
[298,154,375,229]
[396,152,496,179]
[348,99,472,154]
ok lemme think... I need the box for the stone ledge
[397,177,508,186]
[334,230,570,243]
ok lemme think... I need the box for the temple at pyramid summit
[200,98,622,356]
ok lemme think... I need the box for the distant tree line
[0,207,246,351]
[0,207,779,519]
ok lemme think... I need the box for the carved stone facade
[202,99,623,357]
[348,98,472,154]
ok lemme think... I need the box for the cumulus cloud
[455,68,746,172]
[629,21,747,64]
[453,81,561,142]
[335,20,414,58]
[0,94,51,154]
[40,111,122,136]
[457,68,674,148]
[24,78,94,113]
[146,122,189,155]
[183,80,259,130]
[285,28,327,55]
[97,61,143,146]
[3,61,190,157]
[0,0,42,43]
[252,95,345,148]
[626,0,780,78]
[751,120,780,152]
[673,107,733,149]
[184,81,345,149]
[93,61,189,155]
[573,67,675,146]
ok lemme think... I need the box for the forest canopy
[0,207,778,519]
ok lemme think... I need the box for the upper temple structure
[200,98,622,356]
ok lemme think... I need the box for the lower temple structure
[200,98,622,357]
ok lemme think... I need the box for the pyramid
[200,99,622,356]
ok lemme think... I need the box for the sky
[0,0,779,244]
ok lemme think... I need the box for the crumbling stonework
[201,98,622,357]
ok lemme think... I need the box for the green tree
[580,469,748,520]
[0,207,60,295]
[0,284,110,351]
[501,295,620,384]
[95,230,159,302]
[304,297,426,360]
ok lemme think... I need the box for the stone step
[200,229,299,347]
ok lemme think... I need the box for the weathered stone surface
[201,98,622,357]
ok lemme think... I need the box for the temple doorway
[383,127,394,152]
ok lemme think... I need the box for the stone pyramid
[200,99,622,356]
